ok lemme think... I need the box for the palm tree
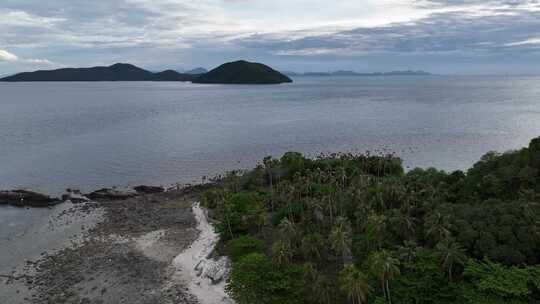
[301,233,325,262]
[365,213,387,250]
[425,211,452,243]
[396,240,419,264]
[340,264,371,304]
[314,274,335,304]
[435,239,467,281]
[279,218,297,246]
[329,216,353,264]
[272,239,293,265]
[369,250,400,304]
[389,209,416,240]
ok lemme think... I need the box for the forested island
[201,137,540,304]
[0,61,292,84]
[193,60,292,84]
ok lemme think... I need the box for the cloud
[1,0,540,73]
[235,4,540,57]
[0,48,53,65]
[0,49,18,61]
[505,37,540,46]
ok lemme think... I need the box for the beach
[0,186,232,304]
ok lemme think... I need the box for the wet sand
[0,187,231,304]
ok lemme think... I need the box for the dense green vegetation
[202,137,540,304]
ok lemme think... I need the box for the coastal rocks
[0,190,62,207]
[194,257,231,284]
[61,189,91,204]
[86,188,137,201]
[133,185,165,194]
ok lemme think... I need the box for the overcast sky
[1,0,540,74]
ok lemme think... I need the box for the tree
[279,218,297,246]
[369,250,401,304]
[435,239,467,281]
[329,216,353,264]
[303,263,335,304]
[340,264,371,304]
[396,240,419,264]
[227,253,305,304]
[272,239,294,265]
[301,233,325,262]
[425,212,452,243]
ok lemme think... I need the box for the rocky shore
[0,184,232,304]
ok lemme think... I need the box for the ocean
[1,75,540,195]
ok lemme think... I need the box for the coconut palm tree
[435,238,467,281]
[302,263,334,304]
[389,209,416,240]
[340,264,371,304]
[425,211,452,243]
[396,240,419,264]
[279,218,297,246]
[329,216,353,264]
[369,250,400,304]
[301,233,325,262]
[272,239,293,265]
[365,213,387,250]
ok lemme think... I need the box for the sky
[1,0,540,75]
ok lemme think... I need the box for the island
[0,61,292,84]
[192,60,292,84]
[0,63,197,82]
[284,70,432,77]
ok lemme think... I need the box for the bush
[225,235,264,261]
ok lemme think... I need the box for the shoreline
[172,202,234,304]
[0,185,233,304]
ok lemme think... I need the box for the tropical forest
[201,136,540,304]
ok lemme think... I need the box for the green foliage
[216,192,265,239]
[225,236,264,261]
[462,259,540,302]
[392,248,460,304]
[227,253,306,304]
[204,135,540,303]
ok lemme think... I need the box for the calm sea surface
[1,76,540,196]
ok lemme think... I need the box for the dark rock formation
[86,188,137,201]
[0,190,62,207]
[133,185,165,194]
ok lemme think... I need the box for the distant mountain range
[0,63,197,82]
[185,67,208,75]
[0,61,292,84]
[283,70,432,77]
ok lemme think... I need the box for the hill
[152,70,197,81]
[0,63,196,82]
[0,63,156,82]
[185,67,208,75]
[193,60,292,84]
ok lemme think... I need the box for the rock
[202,257,230,284]
[0,190,62,207]
[86,188,136,201]
[61,191,90,204]
[133,185,165,194]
